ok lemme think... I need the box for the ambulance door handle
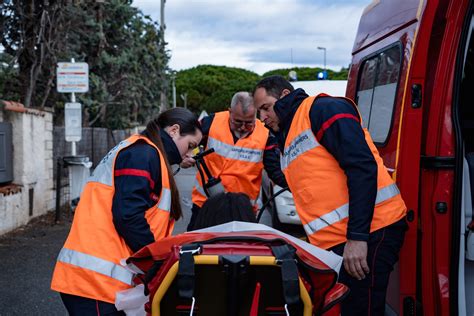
[435,201,448,214]
[411,84,422,108]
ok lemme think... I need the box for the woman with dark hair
[192,192,257,230]
[51,107,202,315]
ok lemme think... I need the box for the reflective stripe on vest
[303,183,400,235]
[88,137,171,213]
[193,178,258,206]
[281,128,320,170]
[88,139,132,186]
[208,137,264,163]
[157,188,171,212]
[57,248,134,285]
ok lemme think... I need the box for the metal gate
[0,122,13,184]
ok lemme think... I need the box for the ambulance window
[356,45,401,144]
[357,58,377,126]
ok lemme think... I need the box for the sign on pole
[65,102,82,142]
[57,62,89,93]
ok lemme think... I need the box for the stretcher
[125,222,348,316]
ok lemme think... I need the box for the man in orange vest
[253,76,407,315]
[187,91,287,231]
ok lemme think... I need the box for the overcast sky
[133,0,370,75]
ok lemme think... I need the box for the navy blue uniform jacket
[112,130,181,252]
[274,89,378,241]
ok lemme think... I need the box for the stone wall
[0,102,54,235]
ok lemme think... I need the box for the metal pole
[55,157,63,222]
[180,93,188,109]
[172,76,176,108]
[160,0,167,111]
[70,58,77,156]
[323,49,326,72]
[317,46,327,79]
[160,0,165,32]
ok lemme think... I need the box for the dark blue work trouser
[330,217,408,316]
[60,293,125,316]
[187,203,201,231]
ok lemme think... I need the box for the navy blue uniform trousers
[330,218,408,316]
[60,293,125,316]
[187,203,201,231]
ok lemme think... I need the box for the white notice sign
[65,103,82,142]
[57,62,89,93]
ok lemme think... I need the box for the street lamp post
[170,71,177,108]
[160,0,167,110]
[317,46,327,79]
[180,93,188,109]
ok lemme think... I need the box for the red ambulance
[347,0,474,314]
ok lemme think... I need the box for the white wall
[0,189,28,234]
[0,105,54,235]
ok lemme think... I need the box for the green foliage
[1,2,351,125]
[262,66,349,81]
[1,1,65,109]
[0,53,20,102]
[60,1,169,128]
[0,0,169,129]
[175,65,260,113]
[174,65,349,114]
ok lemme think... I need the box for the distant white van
[291,80,347,97]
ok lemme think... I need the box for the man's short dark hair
[254,75,294,99]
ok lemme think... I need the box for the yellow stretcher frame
[151,255,312,316]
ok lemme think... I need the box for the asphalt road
[0,167,199,315]
[0,214,71,315]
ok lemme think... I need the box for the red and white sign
[57,62,89,93]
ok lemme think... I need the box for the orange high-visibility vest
[192,111,269,209]
[51,135,174,303]
[282,95,406,249]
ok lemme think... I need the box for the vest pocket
[296,187,314,205]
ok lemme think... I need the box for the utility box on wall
[0,122,13,184]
